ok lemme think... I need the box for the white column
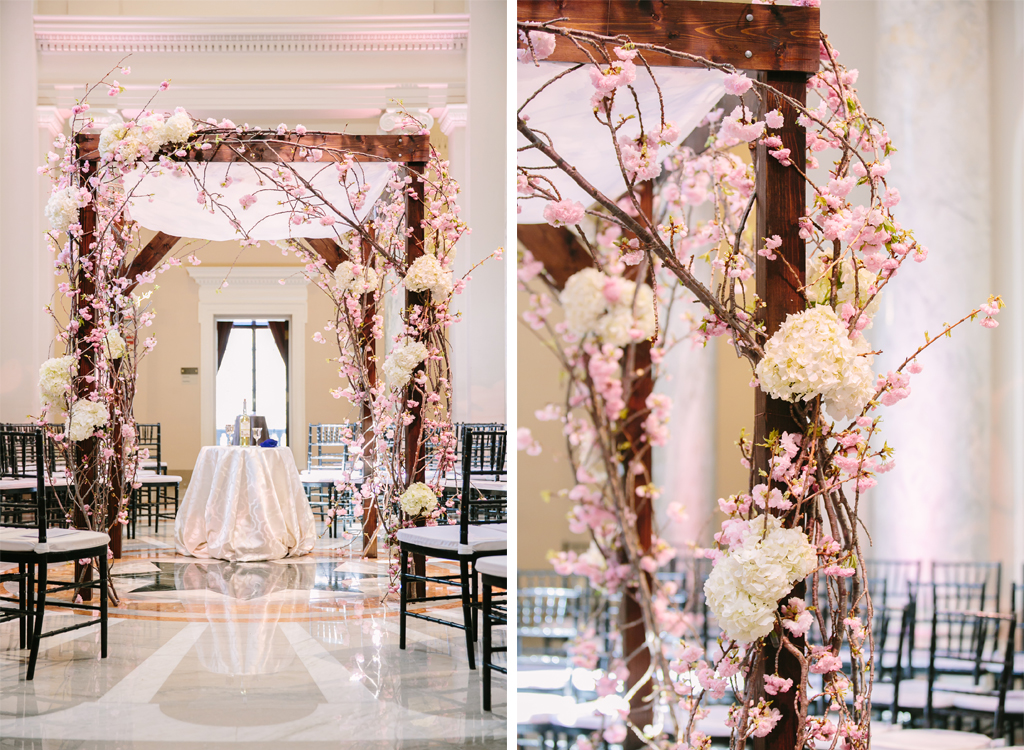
[871,1,993,566]
[0,2,51,422]
[440,105,471,422]
[987,1,1024,578]
[464,0,507,423]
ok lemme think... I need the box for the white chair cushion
[476,555,507,579]
[952,688,1024,715]
[299,469,362,484]
[870,679,954,710]
[517,667,572,693]
[0,527,109,554]
[0,478,40,491]
[138,474,182,486]
[395,524,506,555]
[440,478,507,493]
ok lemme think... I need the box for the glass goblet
[225,423,235,445]
[253,427,263,444]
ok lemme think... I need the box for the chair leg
[460,558,476,670]
[99,552,108,659]
[18,563,27,649]
[399,546,408,651]
[25,563,34,652]
[27,561,47,681]
[483,577,492,711]
[471,562,480,641]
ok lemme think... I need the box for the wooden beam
[75,132,431,164]
[516,223,593,291]
[123,232,179,285]
[518,0,819,73]
[753,70,809,750]
[305,238,347,272]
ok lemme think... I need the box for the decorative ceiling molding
[34,15,470,55]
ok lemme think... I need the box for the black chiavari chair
[0,428,109,680]
[397,427,507,670]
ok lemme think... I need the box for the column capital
[438,104,468,136]
[36,106,65,140]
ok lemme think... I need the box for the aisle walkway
[0,527,506,749]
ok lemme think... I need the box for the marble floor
[0,524,506,749]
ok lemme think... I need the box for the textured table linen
[175,447,315,562]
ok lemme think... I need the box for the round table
[870,729,992,750]
[174,446,315,561]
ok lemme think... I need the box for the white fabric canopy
[517,61,727,224]
[124,161,392,241]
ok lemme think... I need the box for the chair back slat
[458,427,507,544]
[932,560,1002,612]
[0,428,48,542]
[307,423,360,470]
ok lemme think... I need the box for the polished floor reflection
[0,526,506,749]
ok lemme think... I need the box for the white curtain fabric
[123,161,392,241]
[516,61,727,224]
[174,446,315,561]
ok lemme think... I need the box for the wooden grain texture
[305,237,347,272]
[516,223,594,290]
[752,70,809,750]
[123,232,179,287]
[76,132,430,164]
[518,0,820,72]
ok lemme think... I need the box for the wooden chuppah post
[359,230,378,558]
[752,70,809,750]
[405,160,429,598]
[67,132,428,580]
[70,184,108,598]
[516,3,818,747]
[619,184,655,741]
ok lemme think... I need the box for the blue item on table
[260,438,278,448]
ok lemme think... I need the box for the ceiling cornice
[34,15,470,55]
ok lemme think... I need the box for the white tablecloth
[174,446,315,562]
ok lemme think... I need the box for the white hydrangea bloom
[45,187,87,234]
[334,260,380,297]
[561,268,656,347]
[99,109,193,163]
[403,254,453,301]
[39,356,76,419]
[704,515,816,644]
[805,253,880,321]
[103,328,127,360]
[382,340,429,389]
[399,482,438,517]
[66,398,109,442]
[755,305,875,422]
[162,109,194,145]
[561,268,607,334]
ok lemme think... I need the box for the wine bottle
[240,399,250,446]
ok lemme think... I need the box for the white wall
[821,0,1024,578]
[0,0,53,424]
